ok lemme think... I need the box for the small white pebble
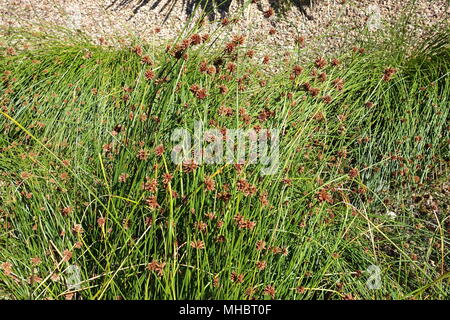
[386,211,397,219]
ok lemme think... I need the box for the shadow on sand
[106,0,315,22]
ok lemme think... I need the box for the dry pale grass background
[1,0,449,57]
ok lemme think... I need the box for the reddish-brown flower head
[264,8,275,18]
[204,176,216,191]
[141,55,153,65]
[144,69,155,80]
[146,260,166,277]
[293,65,304,76]
[190,240,205,249]
[383,67,397,81]
[154,144,165,156]
[263,285,276,298]
[315,57,327,68]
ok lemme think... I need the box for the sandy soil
[1,1,449,56]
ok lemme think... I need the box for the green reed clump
[0,23,448,300]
